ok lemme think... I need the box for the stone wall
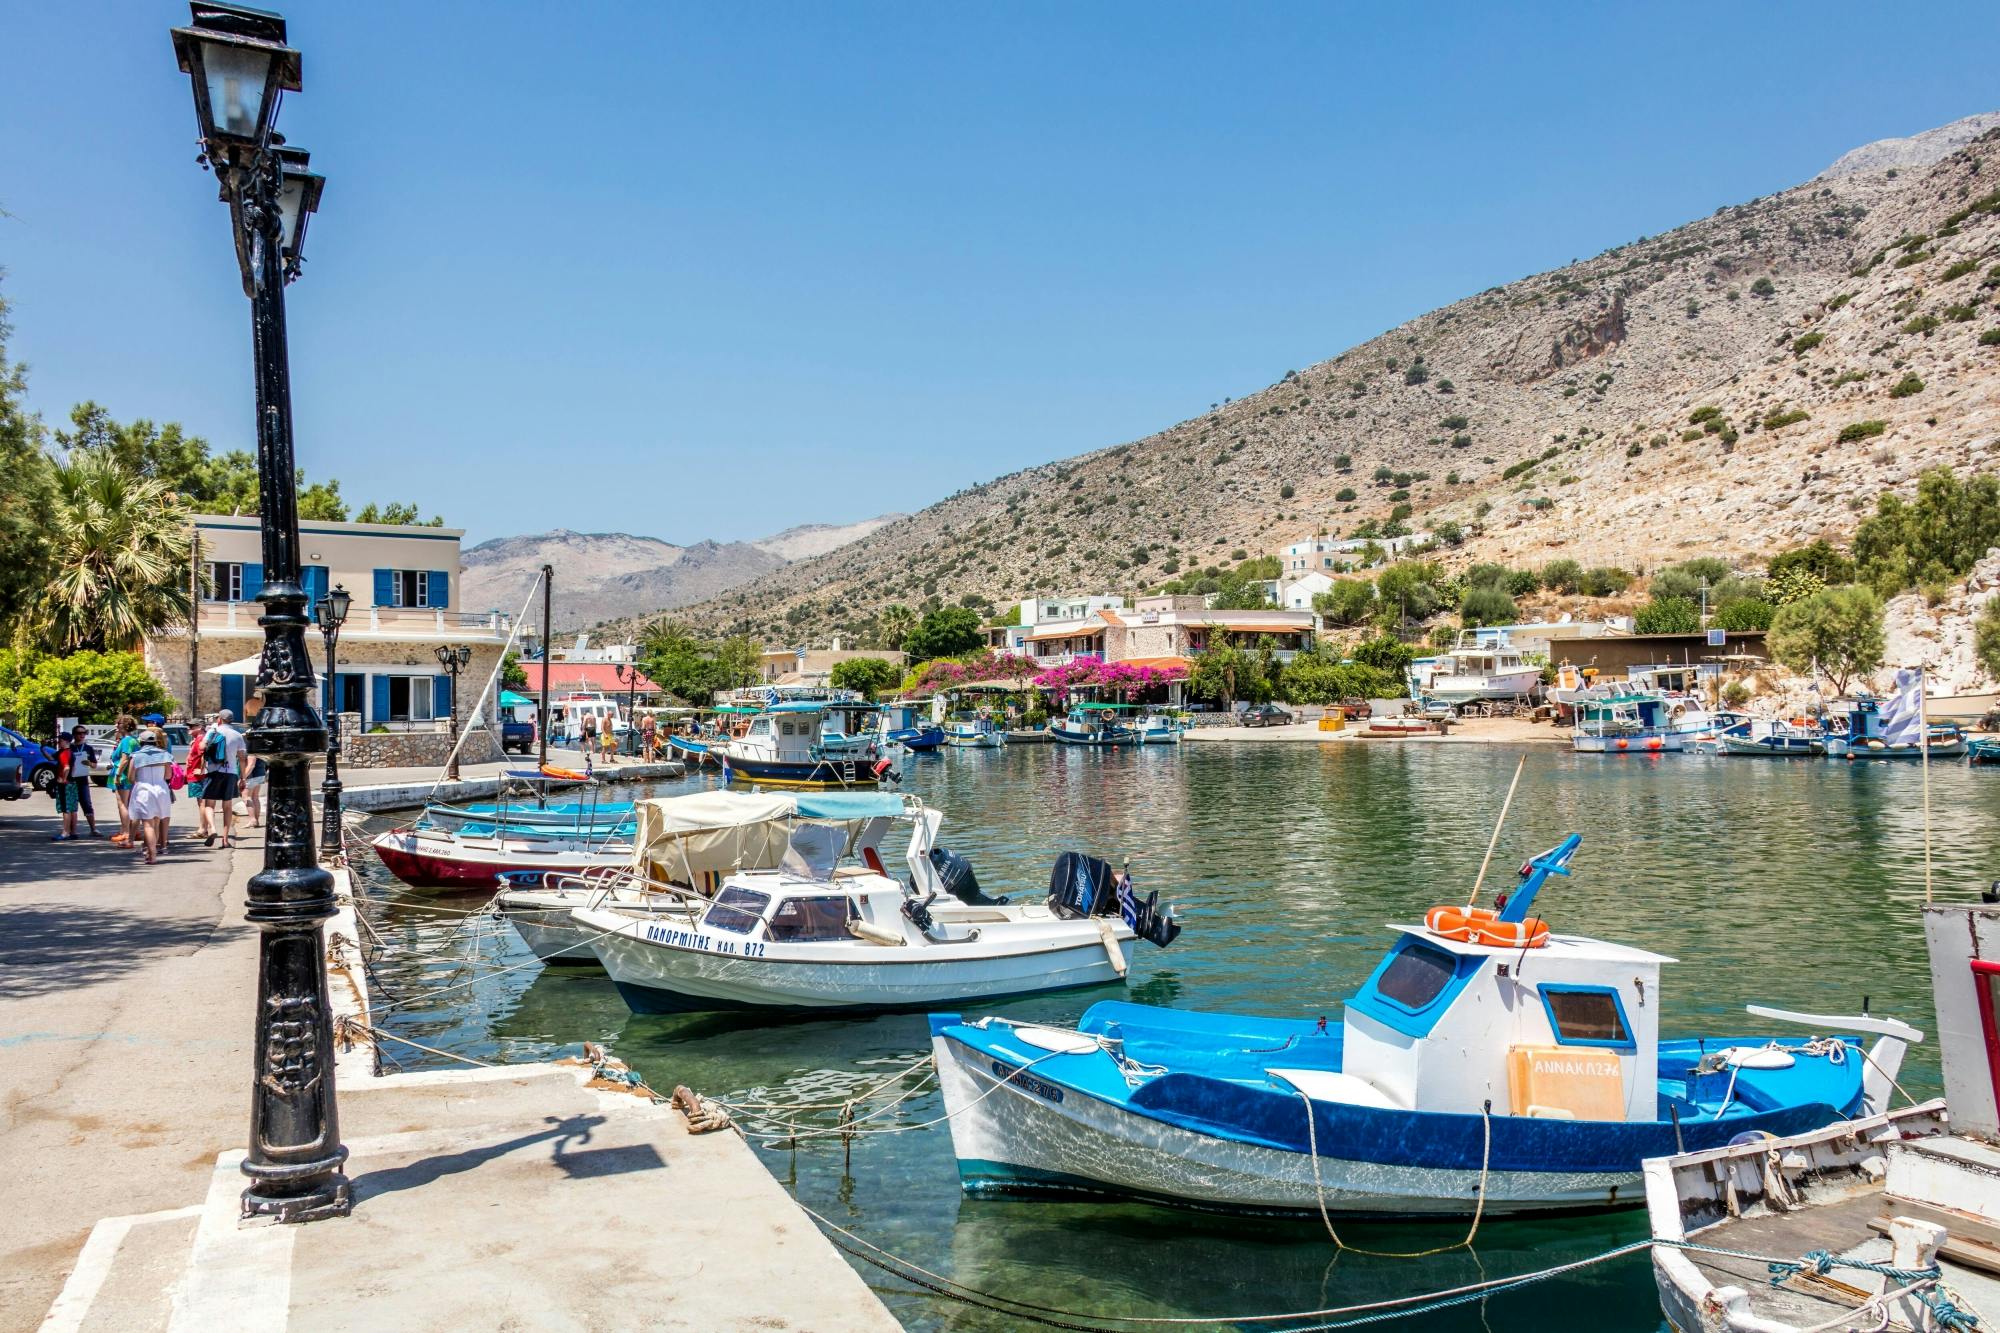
[341,714,504,770]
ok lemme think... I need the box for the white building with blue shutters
[144,514,514,732]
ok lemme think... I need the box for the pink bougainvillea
[1031,655,1186,703]
[903,649,1039,698]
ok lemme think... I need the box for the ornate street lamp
[314,584,350,859]
[434,644,473,782]
[171,1,348,1223]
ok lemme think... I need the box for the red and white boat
[369,822,633,890]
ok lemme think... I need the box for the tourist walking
[200,709,247,849]
[107,715,140,846]
[640,713,657,760]
[242,755,268,826]
[127,727,176,864]
[185,716,213,842]
[580,711,597,757]
[600,718,619,765]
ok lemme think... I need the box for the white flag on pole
[1877,668,1926,746]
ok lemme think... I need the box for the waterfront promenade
[0,783,894,1332]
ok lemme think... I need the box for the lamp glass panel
[201,40,277,140]
[278,173,306,251]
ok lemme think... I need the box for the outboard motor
[930,847,1008,905]
[1048,851,1181,948]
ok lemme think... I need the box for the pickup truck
[0,726,59,793]
[501,715,537,755]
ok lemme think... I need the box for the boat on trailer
[1416,630,1542,705]
[931,835,1910,1216]
[567,791,1181,1014]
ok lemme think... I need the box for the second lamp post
[435,644,472,781]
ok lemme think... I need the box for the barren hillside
[664,117,2000,646]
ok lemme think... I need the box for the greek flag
[1115,871,1137,929]
[764,686,780,707]
[1877,668,1926,746]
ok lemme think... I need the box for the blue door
[220,674,246,718]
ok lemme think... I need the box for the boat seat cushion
[1267,1069,1406,1110]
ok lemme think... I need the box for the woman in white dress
[127,729,176,865]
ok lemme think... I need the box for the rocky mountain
[461,515,899,632]
[660,115,2000,646]
[1818,111,2000,180]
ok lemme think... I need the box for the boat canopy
[711,704,763,714]
[630,790,918,888]
[1072,702,1137,711]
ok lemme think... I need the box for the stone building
[1023,595,1316,671]
[144,514,513,755]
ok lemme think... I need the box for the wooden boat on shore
[1363,715,1432,738]
[932,835,1913,1217]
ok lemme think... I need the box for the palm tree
[36,450,192,652]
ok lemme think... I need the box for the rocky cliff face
[671,119,2000,645]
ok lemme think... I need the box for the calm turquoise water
[350,742,1996,1331]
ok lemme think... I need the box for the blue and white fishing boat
[1049,703,1141,747]
[1820,697,1968,760]
[1571,693,1686,753]
[715,696,890,788]
[945,716,1006,748]
[1716,718,1820,757]
[1969,736,2000,766]
[932,835,1914,1216]
[878,699,946,752]
[1133,708,1184,745]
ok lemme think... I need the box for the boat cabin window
[702,886,770,935]
[765,896,854,943]
[1375,940,1458,1011]
[1541,985,1633,1048]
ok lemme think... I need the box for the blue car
[0,726,58,794]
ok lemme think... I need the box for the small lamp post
[314,583,351,858]
[615,662,641,757]
[171,1,347,1222]
[434,644,472,782]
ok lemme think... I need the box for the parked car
[1237,703,1294,728]
[0,726,59,793]
[0,756,24,801]
[501,714,537,755]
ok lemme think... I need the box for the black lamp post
[615,662,640,757]
[314,583,350,859]
[171,2,347,1222]
[435,644,472,782]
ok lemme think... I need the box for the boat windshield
[702,886,770,935]
[1375,941,1457,1010]
[766,896,855,943]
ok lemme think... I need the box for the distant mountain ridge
[659,113,2000,645]
[461,515,900,632]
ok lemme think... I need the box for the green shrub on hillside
[1458,586,1516,627]
[1903,313,1941,335]
[1943,259,1980,281]
[1837,420,1887,443]
[1852,466,2000,595]
[1634,596,1699,634]
[1982,329,2000,347]
[1762,408,1810,431]
[1750,277,1775,297]
[1541,558,1583,594]
[1577,566,1633,597]
[1889,374,1925,398]
[1791,332,1824,356]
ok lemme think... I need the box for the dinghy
[930,835,1913,1217]
[566,791,1181,1014]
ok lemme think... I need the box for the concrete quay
[2,794,897,1332]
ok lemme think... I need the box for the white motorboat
[567,790,1181,1014]
[1420,631,1542,704]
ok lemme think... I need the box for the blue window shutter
[241,564,264,602]
[221,675,245,717]
[302,566,326,614]
[434,674,452,718]
[373,568,394,606]
[371,674,391,724]
[428,570,449,610]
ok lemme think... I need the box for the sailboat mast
[537,563,553,772]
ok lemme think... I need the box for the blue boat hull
[887,726,945,752]
[721,752,882,788]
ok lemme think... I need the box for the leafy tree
[1313,579,1375,628]
[1505,569,1541,597]
[1768,540,1855,587]
[34,450,193,652]
[1977,600,2000,683]
[1542,558,1583,594]
[1712,598,1775,631]
[10,650,172,733]
[1852,467,2000,595]
[1351,633,1415,676]
[1767,585,1886,695]
[829,656,900,701]
[1459,585,1516,627]
[1634,596,1700,634]
[1280,654,1398,704]
[355,501,444,527]
[1463,562,1510,590]
[298,476,349,520]
[1374,560,1445,625]
[1432,520,1465,546]
[501,652,529,691]
[902,606,984,663]
[1189,643,1270,708]
[0,287,53,632]
[639,623,759,705]
[1578,566,1633,597]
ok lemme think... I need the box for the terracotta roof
[1028,624,1106,641]
[1097,608,1126,626]
[1119,655,1190,670]
[1190,620,1312,633]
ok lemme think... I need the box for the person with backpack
[201,709,247,849]
[185,717,212,842]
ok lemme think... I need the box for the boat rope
[1295,1090,1492,1259]
[334,1017,498,1070]
[418,570,547,807]
[722,1048,1069,1145]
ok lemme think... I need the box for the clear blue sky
[3,2,1995,545]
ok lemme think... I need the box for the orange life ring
[1423,904,1550,949]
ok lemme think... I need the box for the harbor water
[348,742,1992,1330]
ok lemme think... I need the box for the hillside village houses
[1010,595,1316,671]
[144,514,513,748]
[1279,530,1433,577]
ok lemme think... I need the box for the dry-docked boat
[930,835,1912,1216]
[564,790,1181,1014]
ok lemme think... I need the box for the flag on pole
[1876,668,1926,746]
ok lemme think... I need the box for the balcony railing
[177,601,512,637]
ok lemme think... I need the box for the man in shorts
[201,709,248,849]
